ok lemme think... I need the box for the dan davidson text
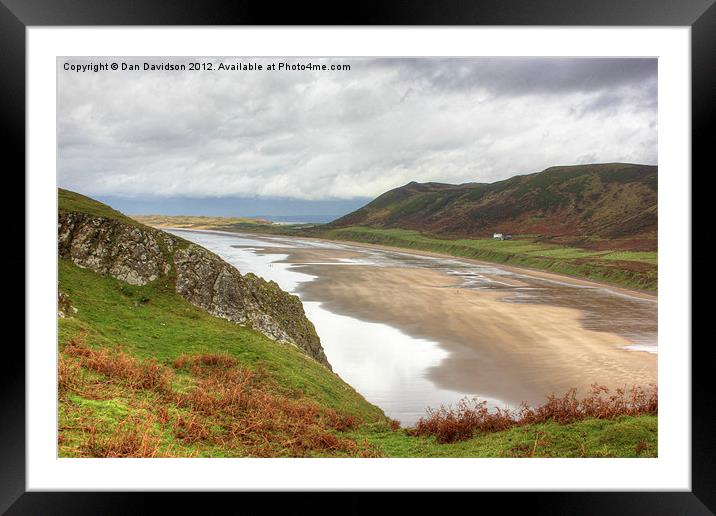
[62,61,352,73]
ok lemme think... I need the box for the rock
[58,211,172,285]
[174,244,330,368]
[58,210,331,368]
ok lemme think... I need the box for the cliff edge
[58,189,330,369]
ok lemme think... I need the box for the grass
[58,259,381,421]
[58,260,387,457]
[59,188,141,227]
[59,258,658,457]
[599,251,658,266]
[523,247,609,259]
[362,416,657,458]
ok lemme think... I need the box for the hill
[57,188,657,457]
[317,164,658,290]
[330,163,657,251]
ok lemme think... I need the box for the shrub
[411,384,658,444]
[58,355,85,393]
[173,414,210,444]
[64,340,172,393]
[80,413,165,458]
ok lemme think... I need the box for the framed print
[5,0,710,512]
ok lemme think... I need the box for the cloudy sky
[58,57,657,216]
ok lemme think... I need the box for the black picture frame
[5,0,709,513]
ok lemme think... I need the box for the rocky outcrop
[174,244,329,368]
[58,209,330,368]
[58,211,173,285]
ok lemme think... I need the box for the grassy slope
[59,188,140,226]
[59,259,657,457]
[58,260,377,414]
[364,416,656,457]
[58,259,388,457]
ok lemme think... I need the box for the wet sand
[253,244,657,407]
[166,228,657,412]
[293,237,658,301]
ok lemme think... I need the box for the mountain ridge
[329,163,657,251]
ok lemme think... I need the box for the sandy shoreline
[297,236,658,302]
[156,225,656,301]
[251,244,657,407]
[166,226,657,410]
[298,262,655,407]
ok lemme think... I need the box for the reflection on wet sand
[168,229,657,423]
[256,238,657,352]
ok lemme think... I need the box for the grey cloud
[578,92,625,115]
[58,57,657,200]
[376,57,657,97]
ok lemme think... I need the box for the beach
[167,228,658,420]
[271,245,656,407]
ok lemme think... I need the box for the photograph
[56,56,659,459]
[0,0,707,504]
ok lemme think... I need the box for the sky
[58,57,657,217]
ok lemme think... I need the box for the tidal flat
[168,229,657,426]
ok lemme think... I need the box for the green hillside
[330,163,657,251]
[58,189,658,457]
[59,188,143,227]
[58,259,389,457]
